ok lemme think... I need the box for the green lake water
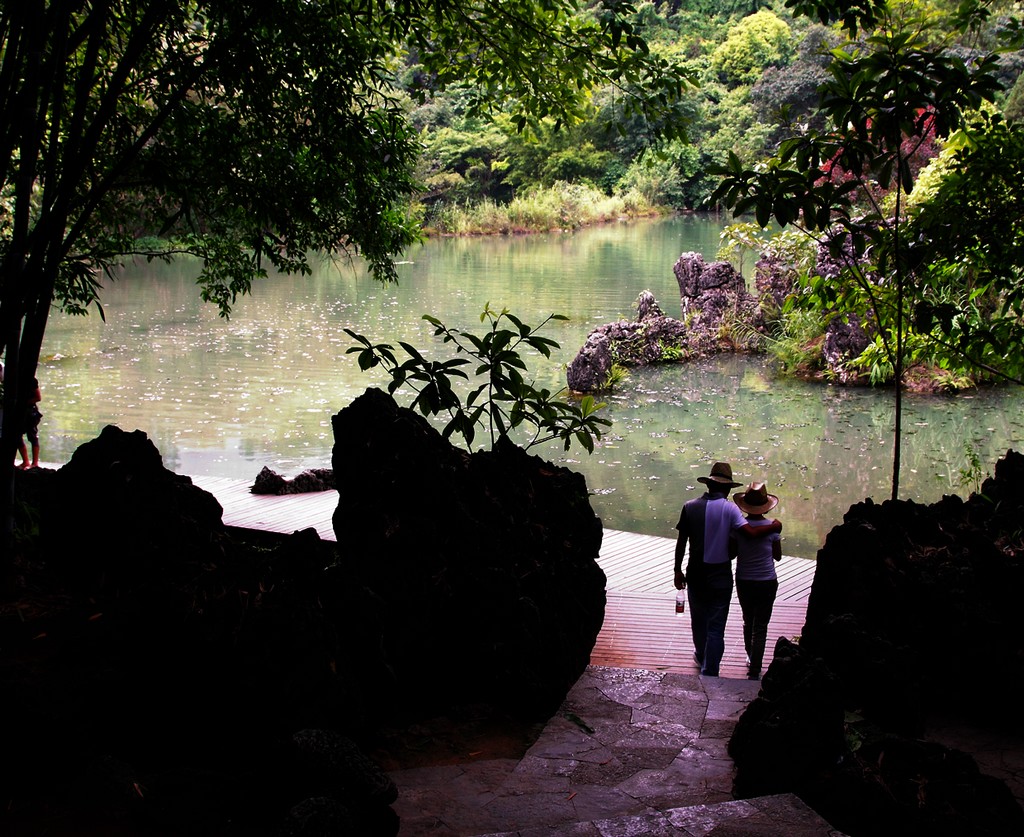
[37,215,1024,558]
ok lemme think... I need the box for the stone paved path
[389,666,846,836]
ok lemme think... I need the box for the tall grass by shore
[423,182,664,235]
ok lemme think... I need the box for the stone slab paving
[925,713,1024,811]
[477,794,846,837]
[389,666,846,836]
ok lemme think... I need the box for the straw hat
[734,482,780,515]
[697,461,742,489]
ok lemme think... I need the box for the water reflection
[568,356,1024,558]
[37,216,1024,559]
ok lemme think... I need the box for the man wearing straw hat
[673,462,781,677]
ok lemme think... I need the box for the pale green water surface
[37,215,1024,558]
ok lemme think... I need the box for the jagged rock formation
[821,313,872,384]
[566,330,614,394]
[729,449,1024,837]
[674,251,762,356]
[566,253,765,393]
[752,250,794,312]
[252,465,336,494]
[566,290,688,392]
[331,387,607,718]
[566,244,900,393]
[5,410,607,833]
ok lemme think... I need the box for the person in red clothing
[17,376,42,469]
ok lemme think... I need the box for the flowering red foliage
[815,110,940,209]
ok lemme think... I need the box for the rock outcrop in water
[566,253,768,393]
[566,290,689,392]
[566,253,763,393]
[674,250,762,355]
[565,245,908,392]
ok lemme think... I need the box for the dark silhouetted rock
[285,729,398,807]
[331,387,606,718]
[6,425,400,835]
[253,465,290,494]
[272,730,400,837]
[729,637,846,798]
[252,466,336,494]
[566,290,691,393]
[802,456,1024,722]
[278,797,358,837]
[730,450,1024,836]
[40,424,228,588]
[829,734,1024,837]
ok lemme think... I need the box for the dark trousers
[688,584,732,677]
[736,578,778,677]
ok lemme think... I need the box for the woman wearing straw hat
[732,482,783,680]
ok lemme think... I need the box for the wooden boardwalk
[594,529,812,678]
[191,475,815,680]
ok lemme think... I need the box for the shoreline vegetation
[419,182,671,236]
[417,204,1013,396]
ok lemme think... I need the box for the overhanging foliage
[0,0,691,556]
[711,0,1021,500]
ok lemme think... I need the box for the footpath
[387,666,845,836]
[184,474,1022,834]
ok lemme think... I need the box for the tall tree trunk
[0,254,55,573]
[0,303,26,571]
[890,147,906,503]
[891,352,903,502]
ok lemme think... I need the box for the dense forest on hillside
[386,0,1024,413]
[381,0,1024,490]
[395,0,1024,233]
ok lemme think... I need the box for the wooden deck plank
[592,591,806,677]
[192,476,339,542]
[190,474,815,677]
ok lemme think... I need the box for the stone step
[472,792,846,836]
[387,669,849,836]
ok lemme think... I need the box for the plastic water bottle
[675,588,686,614]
